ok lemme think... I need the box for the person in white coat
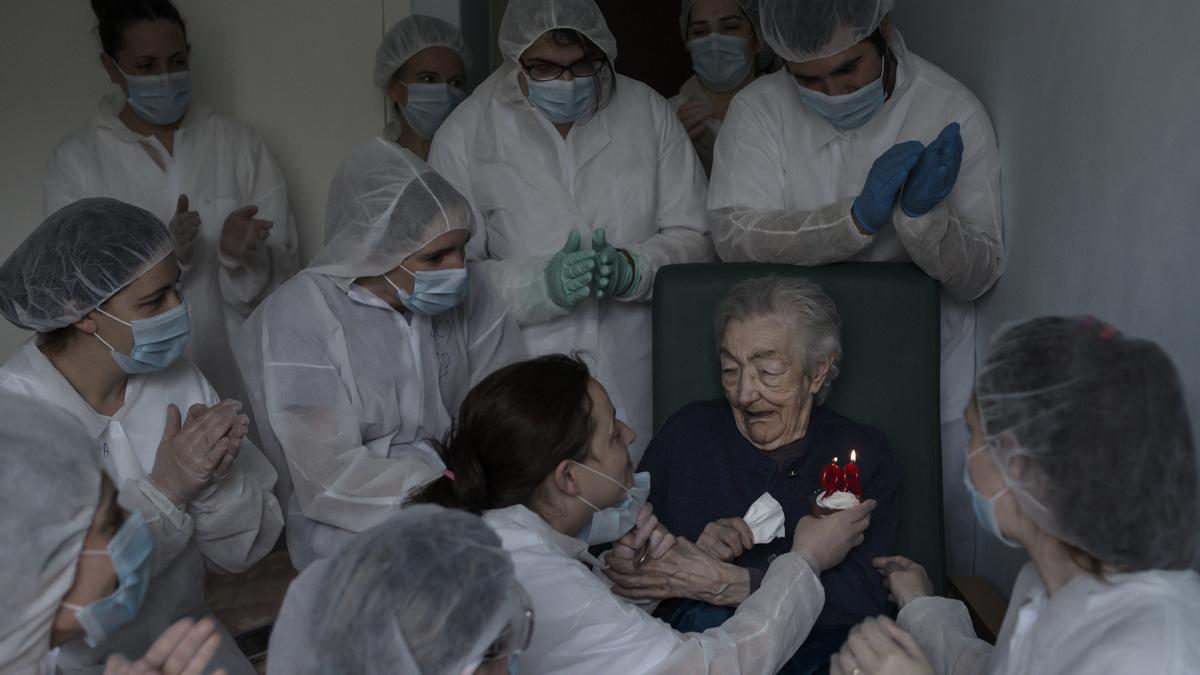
[669,0,776,177]
[429,0,713,463]
[709,0,1004,575]
[44,0,300,408]
[267,505,533,675]
[409,354,877,674]
[0,392,231,675]
[0,198,283,675]
[375,15,471,162]
[830,316,1200,675]
[236,139,525,571]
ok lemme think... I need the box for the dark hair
[542,28,617,113]
[408,354,595,514]
[91,0,188,57]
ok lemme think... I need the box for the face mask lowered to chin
[573,464,651,545]
[62,512,155,647]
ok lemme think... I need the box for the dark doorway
[596,0,693,98]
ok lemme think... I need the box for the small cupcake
[811,489,861,517]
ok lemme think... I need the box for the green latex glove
[592,229,638,299]
[544,230,596,308]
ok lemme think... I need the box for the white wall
[0,0,399,359]
[893,0,1200,592]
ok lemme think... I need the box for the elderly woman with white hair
[374,15,471,160]
[610,276,897,674]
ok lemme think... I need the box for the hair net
[759,0,893,63]
[0,393,102,671]
[498,0,619,65]
[374,15,472,89]
[679,0,762,40]
[0,197,173,332]
[271,505,520,675]
[309,139,474,282]
[976,316,1199,571]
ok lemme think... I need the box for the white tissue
[743,492,786,544]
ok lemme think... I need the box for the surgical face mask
[399,82,468,140]
[62,512,154,647]
[93,298,192,374]
[687,33,752,92]
[525,76,596,124]
[384,265,470,316]
[573,463,651,545]
[963,446,1021,548]
[793,51,887,130]
[116,64,192,126]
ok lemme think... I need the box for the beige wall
[0,0,407,359]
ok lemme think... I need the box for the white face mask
[571,462,651,545]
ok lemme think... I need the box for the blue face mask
[793,52,887,130]
[963,446,1021,548]
[62,512,154,648]
[573,466,651,545]
[400,82,468,140]
[384,265,470,316]
[687,33,753,92]
[93,299,192,374]
[507,654,520,675]
[116,65,192,126]
[525,76,597,124]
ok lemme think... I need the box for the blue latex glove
[544,230,596,308]
[852,141,925,233]
[901,122,964,217]
[592,229,638,298]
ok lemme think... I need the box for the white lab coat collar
[789,29,916,151]
[91,91,214,142]
[486,504,603,569]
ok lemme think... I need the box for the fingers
[591,228,607,251]
[162,404,182,442]
[232,205,259,220]
[564,256,596,278]
[160,618,219,675]
[845,623,881,672]
[873,554,915,569]
[563,230,581,252]
[178,633,221,675]
[878,616,926,659]
[184,403,208,426]
[176,194,189,214]
[212,450,236,479]
[731,517,755,549]
[141,617,196,667]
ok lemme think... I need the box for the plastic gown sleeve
[261,302,441,534]
[648,553,824,674]
[896,596,992,675]
[463,265,527,390]
[708,97,875,265]
[618,94,713,302]
[891,112,1004,302]
[218,136,301,318]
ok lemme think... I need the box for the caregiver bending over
[831,316,1200,675]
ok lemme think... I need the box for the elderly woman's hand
[696,517,755,562]
[604,537,751,607]
[830,616,934,675]
[610,503,675,563]
[873,555,934,608]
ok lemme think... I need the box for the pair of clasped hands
[852,122,965,235]
[602,500,877,608]
[544,229,636,309]
[167,194,273,266]
[148,399,250,508]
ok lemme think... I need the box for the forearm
[188,466,284,574]
[709,198,875,264]
[469,256,570,326]
[119,477,194,575]
[894,202,1004,301]
[897,596,993,675]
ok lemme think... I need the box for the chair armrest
[946,575,1008,643]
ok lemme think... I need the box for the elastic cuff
[616,249,641,298]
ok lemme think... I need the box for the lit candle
[844,449,861,497]
[819,456,844,497]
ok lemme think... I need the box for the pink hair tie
[1098,324,1118,341]
[443,469,457,482]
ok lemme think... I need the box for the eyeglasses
[520,57,607,82]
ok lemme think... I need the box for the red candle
[819,456,844,497]
[844,449,861,497]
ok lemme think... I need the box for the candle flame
[833,457,838,464]
[851,449,857,463]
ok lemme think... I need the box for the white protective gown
[484,504,824,675]
[237,269,524,570]
[0,340,283,675]
[429,67,712,461]
[43,93,301,406]
[898,562,1200,674]
[707,30,1003,425]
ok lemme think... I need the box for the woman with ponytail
[410,354,876,675]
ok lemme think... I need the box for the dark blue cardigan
[638,400,898,627]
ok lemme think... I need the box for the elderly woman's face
[720,316,829,450]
